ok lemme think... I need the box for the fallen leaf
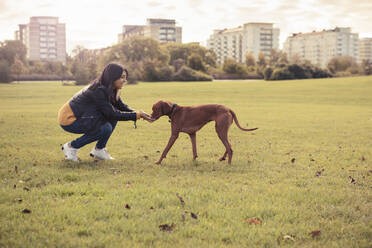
[159,223,175,232]
[315,169,324,177]
[23,187,30,191]
[283,235,295,241]
[309,230,321,238]
[349,176,356,184]
[291,158,296,163]
[144,155,149,160]
[190,212,198,219]
[125,204,131,210]
[150,206,155,210]
[22,209,31,214]
[176,193,185,206]
[247,218,261,224]
[310,158,315,162]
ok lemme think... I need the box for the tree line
[1,38,371,84]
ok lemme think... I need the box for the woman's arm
[93,88,138,121]
[114,97,135,112]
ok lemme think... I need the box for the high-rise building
[15,16,66,63]
[206,23,279,65]
[118,18,182,43]
[359,38,372,64]
[283,27,359,68]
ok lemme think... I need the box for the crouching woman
[58,63,152,161]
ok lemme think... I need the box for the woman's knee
[100,122,113,136]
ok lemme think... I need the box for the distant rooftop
[147,18,176,25]
[291,27,352,37]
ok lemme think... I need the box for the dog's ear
[160,101,172,115]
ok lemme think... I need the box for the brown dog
[151,100,258,165]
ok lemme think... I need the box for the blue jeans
[61,120,117,149]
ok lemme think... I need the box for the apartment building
[15,16,66,63]
[206,23,279,65]
[118,18,182,43]
[359,38,372,63]
[283,27,359,68]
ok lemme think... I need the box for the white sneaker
[62,142,79,162]
[90,147,114,160]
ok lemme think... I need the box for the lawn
[0,77,371,247]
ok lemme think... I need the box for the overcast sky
[1,0,371,54]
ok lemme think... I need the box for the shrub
[173,66,212,81]
[0,59,12,83]
[270,67,294,80]
[263,67,273,80]
[73,64,90,85]
[187,53,206,72]
[222,59,247,75]
[157,65,174,81]
[287,64,309,79]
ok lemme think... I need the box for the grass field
[0,77,371,247]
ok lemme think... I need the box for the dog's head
[151,100,173,121]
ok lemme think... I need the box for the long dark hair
[89,63,128,103]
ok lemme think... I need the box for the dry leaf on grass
[159,223,175,232]
[283,235,295,241]
[309,230,321,238]
[247,218,261,224]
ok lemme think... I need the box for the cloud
[165,5,176,11]
[147,1,162,7]
[0,0,371,52]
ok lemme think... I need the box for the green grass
[0,77,371,247]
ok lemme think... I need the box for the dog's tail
[230,110,258,132]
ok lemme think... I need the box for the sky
[0,0,371,54]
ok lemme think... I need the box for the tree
[73,64,90,85]
[11,55,26,82]
[327,56,358,74]
[245,52,256,67]
[187,53,206,72]
[0,40,27,65]
[0,59,12,83]
[164,42,216,67]
[289,54,302,65]
[257,52,267,67]
[361,60,372,75]
[222,59,247,75]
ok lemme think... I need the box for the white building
[359,38,372,64]
[118,18,182,44]
[15,16,66,63]
[207,23,279,65]
[283,27,359,68]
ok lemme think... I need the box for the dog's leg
[219,151,228,161]
[189,133,198,160]
[216,118,233,164]
[156,133,179,164]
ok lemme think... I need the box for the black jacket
[69,85,137,134]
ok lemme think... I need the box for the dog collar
[168,104,177,120]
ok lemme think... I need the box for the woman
[58,63,153,161]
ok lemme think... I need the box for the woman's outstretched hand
[139,111,154,123]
